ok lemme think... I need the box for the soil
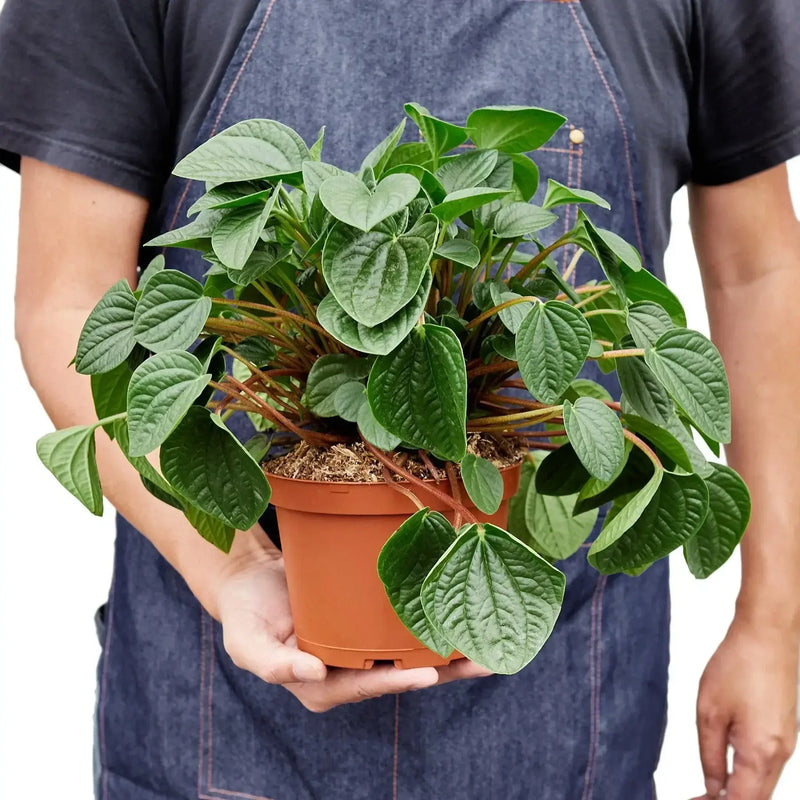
[263,433,524,483]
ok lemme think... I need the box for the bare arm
[15,158,489,710]
[689,164,800,799]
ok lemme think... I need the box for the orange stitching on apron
[568,3,644,257]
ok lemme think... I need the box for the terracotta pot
[265,462,522,670]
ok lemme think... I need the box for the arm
[689,164,800,799]
[15,158,489,710]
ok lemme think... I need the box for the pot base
[297,636,465,670]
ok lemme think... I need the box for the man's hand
[212,526,493,712]
[693,619,798,799]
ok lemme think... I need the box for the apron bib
[96,3,668,798]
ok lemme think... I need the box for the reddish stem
[445,462,464,529]
[381,466,425,511]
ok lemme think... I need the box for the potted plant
[36,103,750,675]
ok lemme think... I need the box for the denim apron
[95,2,669,798]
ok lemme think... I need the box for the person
[1,0,799,797]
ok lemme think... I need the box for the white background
[1,159,799,798]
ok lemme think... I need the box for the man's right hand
[212,525,495,712]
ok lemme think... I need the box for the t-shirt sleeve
[689,0,800,185]
[0,0,172,198]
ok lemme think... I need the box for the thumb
[223,617,327,685]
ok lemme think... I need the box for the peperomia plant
[37,104,750,674]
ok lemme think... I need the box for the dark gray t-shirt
[1,0,799,263]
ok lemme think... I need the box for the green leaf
[138,255,165,291]
[434,149,498,194]
[573,442,651,514]
[622,265,686,327]
[360,119,406,179]
[516,301,592,403]
[90,360,133,430]
[184,504,235,553]
[589,471,708,573]
[187,182,272,216]
[357,400,402,451]
[36,425,104,515]
[74,280,138,375]
[318,172,420,232]
[627,301,674,349]
[377,509,458,656]
[461,454,504,514]
[309,125,325,160]
[403,103,468,160]
[534,444,590,496]
[244,433,272,463]
[644,329,731,443]
[523,452,598,559]
[317,270,432,356]
[488,281,532,334]
[543,179,610,210]
[492,202,558,238]
[211,183,279,269]
[302,161,346,199]
[173,119,309,183]
[322,214,436,327]
[420,523,566,673]
[617,355,674,425]
[684,464,751,578]
[383,163,447,205]
[620,413,693,473]
[430,186,511,225]
[332,381,367,422]
[368,324,467,462]
[433,238,481,269]
[160,407,272,530]
[305,354,371,417]
[563,397,625,482]
[145,210,224,250]
[581,219,627,302]
[234,336,276,368]
[509,154,540,201]
[126,351,211,456]
[225,243,289,286]
[133,270,212,353]
[561,378,613,403]
[467,106,566,152]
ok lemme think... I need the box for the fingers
[223,616,327,685]
[696,701,730,797]
[291,664,440,713]
[434,657,495,685]
[726,737,792,800]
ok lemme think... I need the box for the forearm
[702,254,800,636]
[16,306,277,618]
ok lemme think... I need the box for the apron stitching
[568,3,644,257]
[168,0,279,235]
[581,574,608,800]
[99,570,117,800]
[392,695,401,800]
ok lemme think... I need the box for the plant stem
[515,233,572,282]
[582,308,627,319]
[464,295,539,332]
[597,348,645,359]
[445,462,464,529]
[562,247,584,283]
[381,466,425,511]
[623,428,663,470]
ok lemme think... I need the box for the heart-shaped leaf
[322,214,437,327]
[36,425,104,515]
[421,523,566,673]
[644,329,731,443]
[360,119,406,179]
[509,154,540,201]
[492,202,558,238]
[543,179,610,210]
[617,355,675,425]
[133,270,212,352]
[302,161,346,200]
[332,381,367,422]
[488,281,532,334]
[516,301,592,403]
[461,454,504,514]
[75,280,138,374]
[305,354,371,417]
[467,106,566,152]
[173,119,309,183]
[622,264,686,326]
[160,407,272,530]
[589,471,708,573]
[234,336,277,368]
[378,509,458,656]
[317,270,432,356]
[318,172,420,232]
[137,255,165,291]
[563,397,625,482]
[684,464,751,578]
[627,301,673,349]
[534,444,590,496]
[434,149,498,194]
[368,324,467,462]
[433,239,481,269]
[184,503,235,553]
[126,350,211,456]
[211,183,279,269]
[357,400,402,451]
[90,361,133,432]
